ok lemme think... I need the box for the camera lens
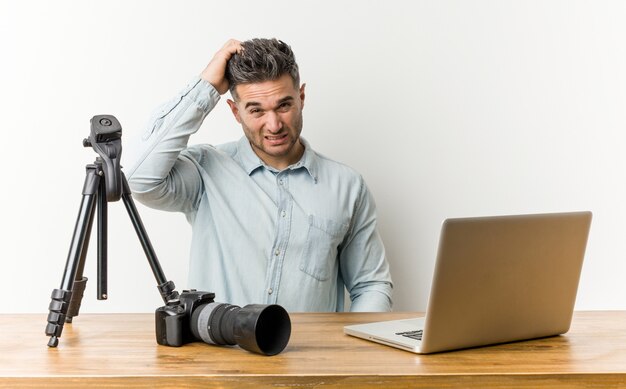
[190,302,291,355]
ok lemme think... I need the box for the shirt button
[268,288,273,295]
[281,210,286,218]
[274,249,280,256]
[278,179,284,185]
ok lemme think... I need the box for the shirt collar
[236,136,319,182]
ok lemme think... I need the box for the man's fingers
[200,39,245,95]
[222,38,242,53]
[217,39,243,61]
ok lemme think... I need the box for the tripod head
[83,115,123,202]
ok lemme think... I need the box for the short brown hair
[226,38,300,99]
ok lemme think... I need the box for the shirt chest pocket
[300,215,349,281]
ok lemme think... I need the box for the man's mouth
[265,133,288,145]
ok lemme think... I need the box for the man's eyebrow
[276,96,294,105]
[244,101,262,109]
[244,96,294,110]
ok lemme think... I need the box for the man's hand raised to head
[200,39,242,95]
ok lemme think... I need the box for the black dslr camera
[156,290,291,355]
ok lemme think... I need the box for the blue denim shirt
[127,77,392,312]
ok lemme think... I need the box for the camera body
[155,289,215,347]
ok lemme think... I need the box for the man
[127,38,392,312]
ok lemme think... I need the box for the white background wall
[1,1,625,313]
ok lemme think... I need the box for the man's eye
[278,103,291,111]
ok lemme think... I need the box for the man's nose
[265,111,283,133]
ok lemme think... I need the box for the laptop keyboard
[396,329,423,341]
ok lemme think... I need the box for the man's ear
[299,83,306,109]
[226,99,242,123]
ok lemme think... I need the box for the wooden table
[1,311,625,388]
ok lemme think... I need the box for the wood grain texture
[1,311,625,388]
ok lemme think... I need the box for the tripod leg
[65,195,96,323]
[120,173,179,303]
[46,165,101,347]
[97,172,108,300]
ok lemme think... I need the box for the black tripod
[45,115,179,347]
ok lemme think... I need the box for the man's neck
[253,140,305,171]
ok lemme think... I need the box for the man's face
[227,74,306,170]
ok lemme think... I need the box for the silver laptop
[344,211,592,354]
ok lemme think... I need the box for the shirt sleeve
[126,77,221,213]
[339,177,393,312]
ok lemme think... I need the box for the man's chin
[251,137,302,165]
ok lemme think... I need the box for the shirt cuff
[349,285,393,312]
[185,76,221,113]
